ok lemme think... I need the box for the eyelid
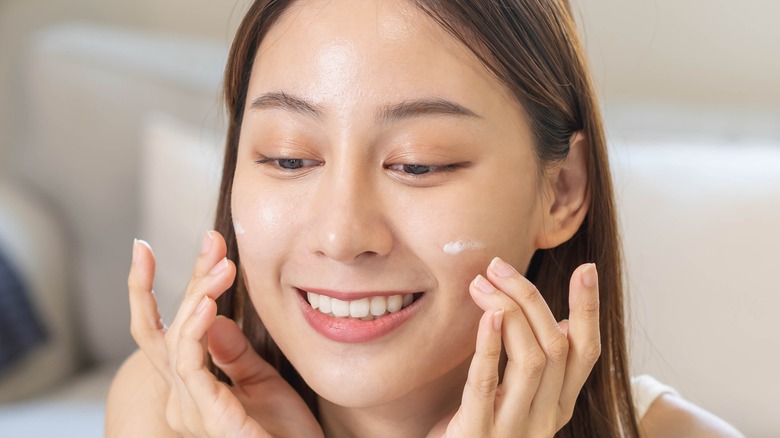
[254,155,323,171]
[386,162,468,176]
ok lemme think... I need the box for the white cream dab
[443,240,484,255]
[233,220,246,235]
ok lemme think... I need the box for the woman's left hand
[428,258,601,437]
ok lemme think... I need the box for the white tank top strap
[630,374,680,420]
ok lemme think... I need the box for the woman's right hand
[128,231,324,438]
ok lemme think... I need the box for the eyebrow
[249,91,481,123]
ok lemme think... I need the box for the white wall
[575,0,780,110]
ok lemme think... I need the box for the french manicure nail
[490,257,517,278]
[132,239,139,264]
[493,309,504,331]
[582,263,598,288]
[209,258,229,276]
[200,231,215,254]
[473,275,496,294]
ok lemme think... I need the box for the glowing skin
[230,1,548,436]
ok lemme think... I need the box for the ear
[534,131,591,249]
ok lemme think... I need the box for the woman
[107,0,742,436]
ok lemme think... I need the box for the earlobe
[534,131,591,249]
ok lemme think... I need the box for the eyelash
[254,157,322,170]
[254,156,465,177]
[385,163,463,175]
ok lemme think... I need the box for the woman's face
[232,0,547,409]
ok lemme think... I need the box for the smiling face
[231,0,548,411]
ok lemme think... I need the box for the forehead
[248,0,524,125]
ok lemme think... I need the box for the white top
[631,374,680,420]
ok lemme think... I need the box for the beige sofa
[0,23,777,437]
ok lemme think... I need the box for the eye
[387,163,463,175]
[392,164,433,175]
[255,156,321,171]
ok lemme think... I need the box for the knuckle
[175,360,190,380]
[502,302,524,320]
[578,297,600,317]
[468,371,499,400]
[518,284,544,304]
[545,330,569,364]
[581,340,602,365]
[522,347,547,378]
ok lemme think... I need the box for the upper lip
[297,287,420,301]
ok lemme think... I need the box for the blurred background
[0,0,777,436]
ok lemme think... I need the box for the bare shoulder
[639,393,745,438]
[105,349,177,438]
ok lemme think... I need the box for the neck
[317,359,471,438]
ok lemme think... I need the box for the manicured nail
[582,263,598,288]
[473,275,496,294]
[493,309,504,332]
[489,257,517,278]
[134,239,153,261]
[200,231,215,254]
[195,295,210,314]
[209,257,229,275]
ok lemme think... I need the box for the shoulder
[639,392,745,438]
[105,349,178,437]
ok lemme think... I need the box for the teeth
[370,296,387,316]
[387,295,402,313]
[349,298,370,318]
[318,295,332,314]
[307,292,417,319]
[307,292,319,309]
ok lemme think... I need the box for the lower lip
[296,291,422,343]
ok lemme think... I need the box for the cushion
[0,181,76,402]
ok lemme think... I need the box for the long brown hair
[210,1,638,436]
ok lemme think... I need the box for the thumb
[207,316,278,386]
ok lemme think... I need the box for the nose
[307,165,393,264]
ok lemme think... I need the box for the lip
[296,289,423,343]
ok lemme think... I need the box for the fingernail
[134,239,153,261]
[473,275,496,294]
[195,295,210,314]
[493,309,504,332]
[489,257,517,278]
[200,231,215,254]
[209,257,229,276]
[582,263,598,288]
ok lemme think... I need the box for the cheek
[396,182,538,296]
[231,172,302,278]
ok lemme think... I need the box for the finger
[485,258,569,427]
[208,316,281,386]
[128,239,171,381]
[187,230,229,294]
[177,296,268,438]
[469,275,543,416]
[458,308,504,433]
[558,264,601,419]
[166,231,234,342]
[164,256,236,423]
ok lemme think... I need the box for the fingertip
[580,263,597,289]
[492,308,504,332]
